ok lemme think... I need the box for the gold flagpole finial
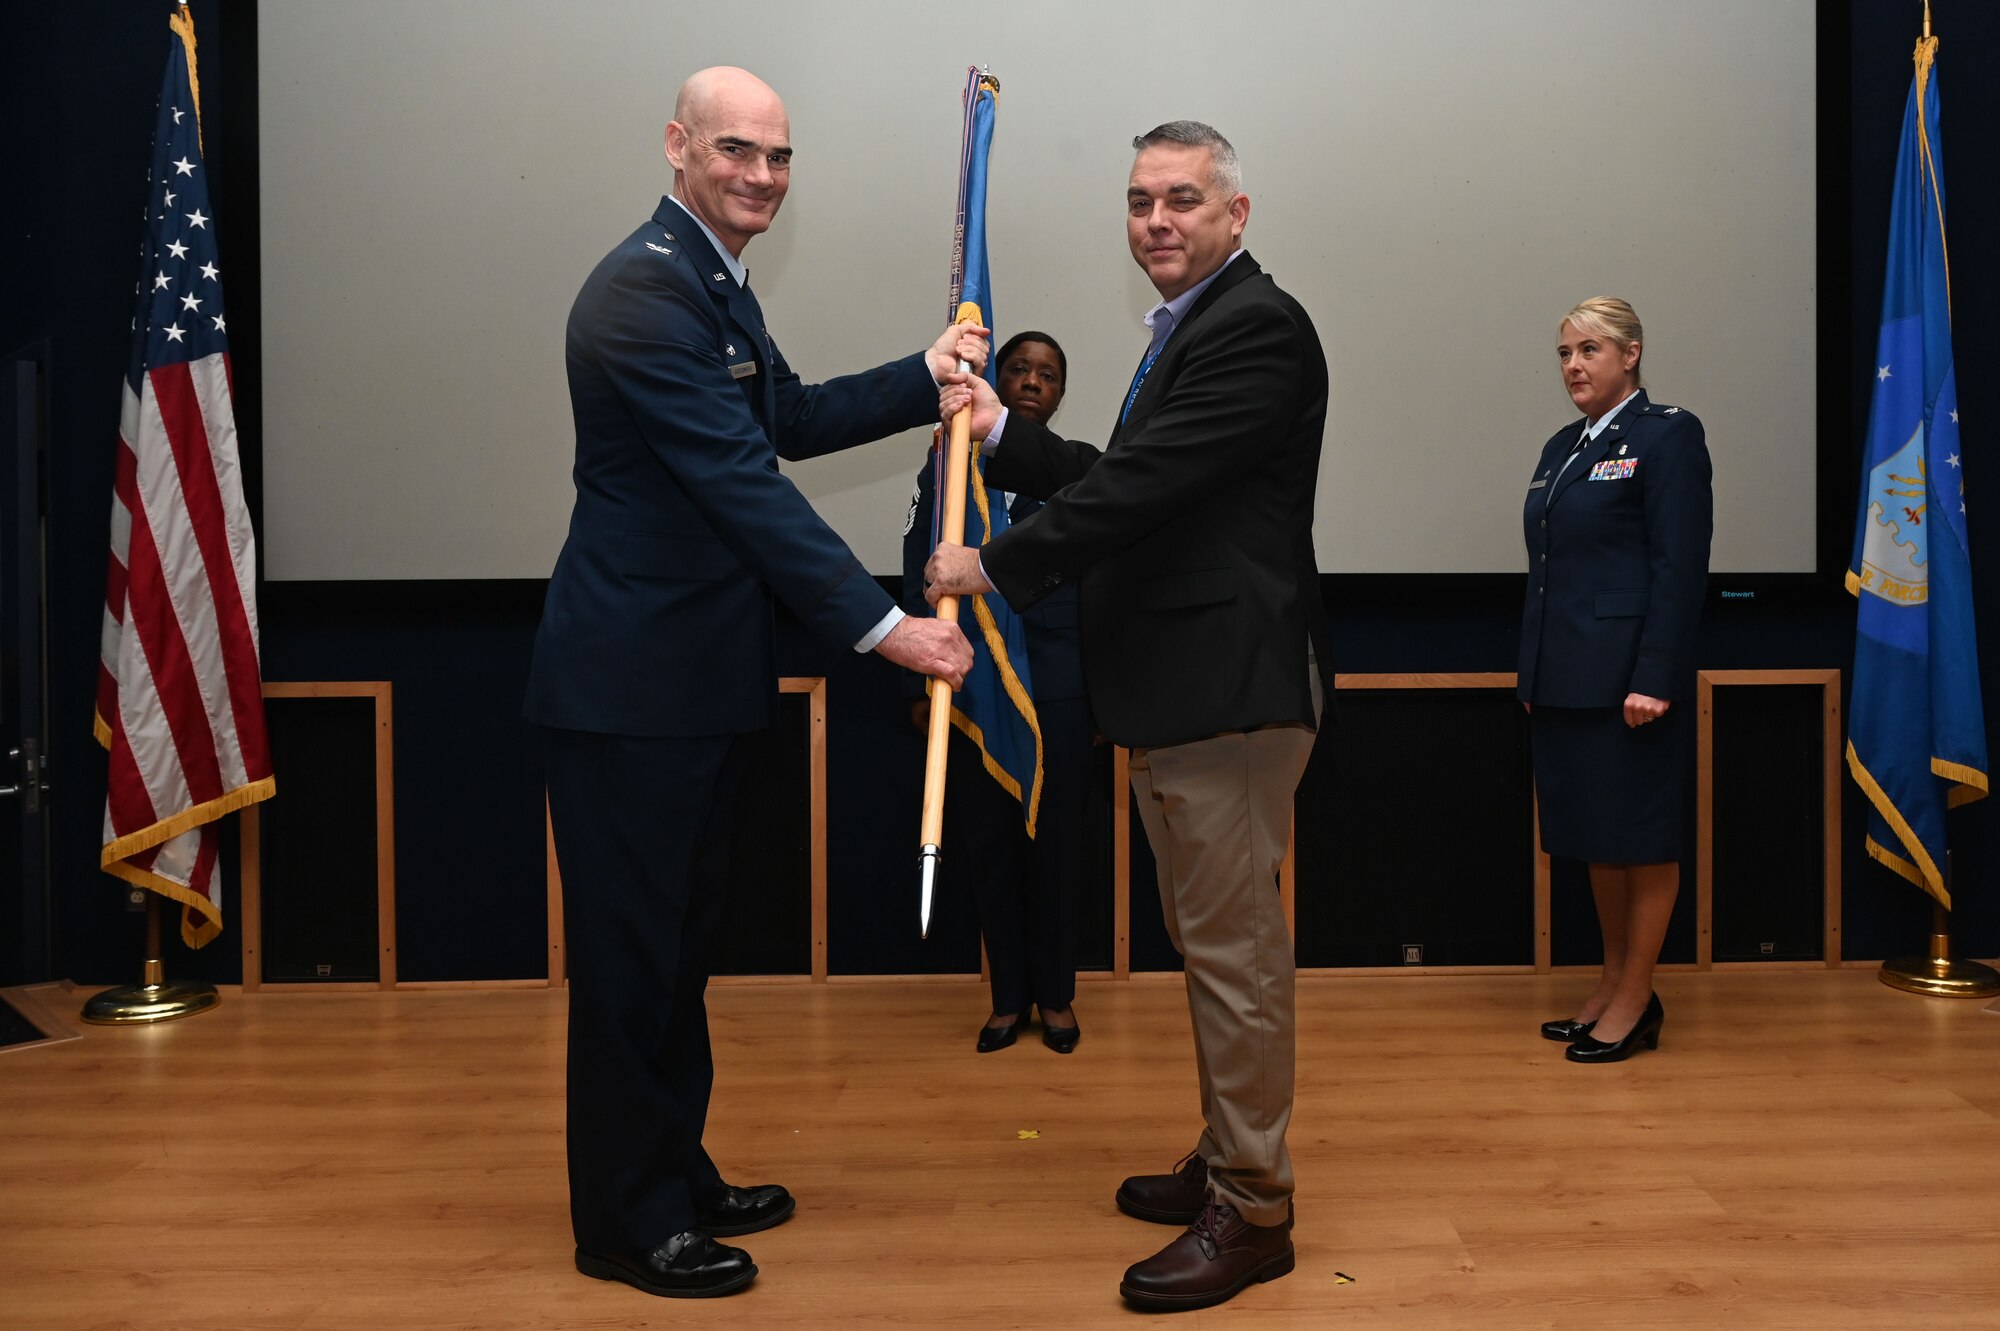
[1923,0,1932,41]
[168,2,204,154]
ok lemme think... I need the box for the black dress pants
[950,693,1090,1014]
[543,726,755,1252]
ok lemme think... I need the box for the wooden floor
[4,971,1999,1329]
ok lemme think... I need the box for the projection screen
[257,0,1816,580]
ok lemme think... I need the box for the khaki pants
[1126,666,1321,1226]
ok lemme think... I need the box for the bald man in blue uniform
[525,66,982,1300]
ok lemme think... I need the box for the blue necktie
[1121,341,1164,426]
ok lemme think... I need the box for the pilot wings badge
[1856,423,1928,609]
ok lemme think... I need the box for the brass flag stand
[1880,903,2000,999]
[81,895,221,1025]
[1880,855,2000,998]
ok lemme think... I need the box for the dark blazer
[1517,390,1712,707]
[525,198,936,737]
[977,254,1330,749]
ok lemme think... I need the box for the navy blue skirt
[1530,702,1690,864]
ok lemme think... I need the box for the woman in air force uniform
[901,331,1089,1054]
[1518,297,1712,1064]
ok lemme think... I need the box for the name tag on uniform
[1589,459,1638,481]
[728,361,758,380]
[1527,478,1548,490]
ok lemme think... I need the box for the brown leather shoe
[1114,1149,1209,1224]
[1118,1200,1295,1311]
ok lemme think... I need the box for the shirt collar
[1143,248,1245,344]
[1584,388,1642,440]
[666,194,748,287]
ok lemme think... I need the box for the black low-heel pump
[1540,1017,1593,1042]
[976,1014,1023,1053]
[1039,1006,1080,1054]
[1564,993,1664,1064]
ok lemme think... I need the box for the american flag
[95,7,273,948]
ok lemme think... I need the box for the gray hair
[1133,121,1243,197]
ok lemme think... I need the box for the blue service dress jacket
[525,198,938,737]
[1516,390,1713,707]
[975,253,1332,750]
[1004,495,1087,703]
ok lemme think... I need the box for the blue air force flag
[939,67,1043,832]
[1846,32,1987,906]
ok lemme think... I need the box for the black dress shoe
[976,1014,1022,1053]
[1039,1006,1080,1054]
[695,1182,795,1237]
[575,1230,757,1298]
[1566,993,1664,1064]
[1116,1149,1210,1225]
[1541,1017,1594,1042]
[1118,1200,1295,1311]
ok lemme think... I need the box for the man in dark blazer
[525,66,978,1300]
[926,120,1330,1312]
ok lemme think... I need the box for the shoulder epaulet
[1640,402,1682,416]
[620,224,708,293]
[643,226,680,261]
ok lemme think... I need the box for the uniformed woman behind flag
[1517,297,1712,1063]
[902,331,1090,1054]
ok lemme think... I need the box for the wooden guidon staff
[917,300,985,937]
